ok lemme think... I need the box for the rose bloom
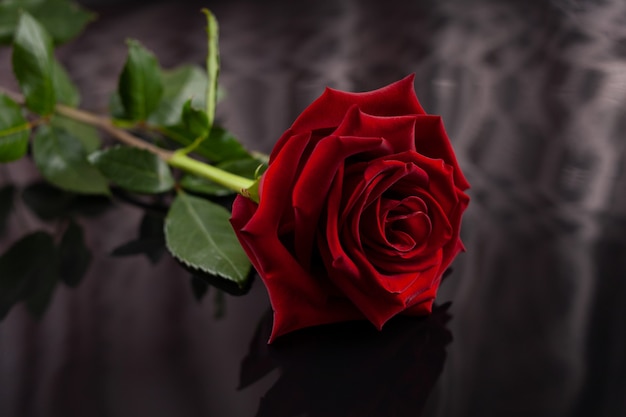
[231,75,469,342]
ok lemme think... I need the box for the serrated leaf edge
[164,193,248,286]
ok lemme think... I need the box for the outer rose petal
[290,74,425,133]
[413,115,470,190]
[232,195,362,342]
[332,107,418,153]
[232,132,384,341]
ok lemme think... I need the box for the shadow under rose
[239,303,453,417]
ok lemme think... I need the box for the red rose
[231,75,469,342]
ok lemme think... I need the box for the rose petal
[268,126,333,164]
[332,107,418,154]
[233,199,363,342]
[292,135,389,268]
[318,169,410,329]
[290,74,425,133]
[413,115,470,190]
[321,161,443,328]
[363,249,443,298]
[340,158,429,226]
[436,189,470,277]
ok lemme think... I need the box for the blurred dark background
[1,0,625,416]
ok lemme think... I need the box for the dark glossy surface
[1,0,626,416]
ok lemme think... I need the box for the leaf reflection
[240,303,453,417]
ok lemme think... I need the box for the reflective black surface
[1,0,626,415]
[241,305,452,417]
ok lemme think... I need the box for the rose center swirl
[385,196,432,251]
[362,194,432,256]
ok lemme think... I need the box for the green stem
[55,103,173,160]
[0,86,258,199]
[203,8,219,131]
[167,151,254,193]
[0,122,32,138]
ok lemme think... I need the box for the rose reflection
[240,303,453,417]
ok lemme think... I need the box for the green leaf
[163,100,211,156]
[108,91,125,119]
[179,174,232,197]
[118,39,163,121]
[30,0,94,45]
[0,3,21,45]
[0,0,93,45]
[180,100,210,140]
[164,125,251,163]
[202,8,219,129]
[0,94,30,163]
[203,127,251,162]
[51,58,79,106]
[50,114,101,154]
[0,1,42,45]
[88,145,174,194]
[165,192,251,287]
[149,65,207,126]
[0,231,58,320]
[220,158,267,178]
[11,11,55,115]
[0,185,15,234]
[33,125,109,195]
[59,220,91,287]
